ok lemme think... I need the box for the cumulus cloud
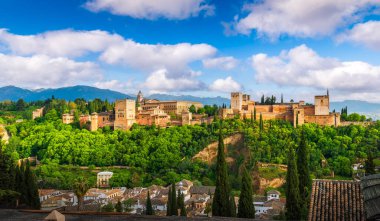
[0,29,216,78]
[0,53,101,88]
[0,29,123,57]
[209,76,241,92]
[251,44,380,92]
[84,0,214,20]
[202,56,239,70]
[143,69,205,92]
[93,79,133,93]
[229,0,379,38]
[100,41,216,77]
[337,21,380,50]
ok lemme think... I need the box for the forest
[0,98,379,190]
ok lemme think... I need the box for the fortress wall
[255,105,272,113]
[272,105,292,113]
[304,115,336,126]
[303,106,315,115]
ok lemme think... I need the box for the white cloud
[0,29,216,79]
[143,69,205,92]
[0,53,101,88]
[252,44,380,92]
[230,0,379,38]
[0,29,123,57]
[203,56,239,70]
[209,76,241,92]
[84,0,214,20]
[337,21,380,50]
[100,41,216,77]
[93,79,133,93]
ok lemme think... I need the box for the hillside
[0,85,131,102]
[193,133,286,193]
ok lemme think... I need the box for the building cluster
[62,91,211,131]
[221,91,341,127]
[38,177,285,219]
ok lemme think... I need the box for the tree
[365,149,376,175]
[261,95,265,104]
[297,130,311,219]
[212,127,231,217]
[238,167,255,218]
[177,190,186,216]
[102,202,115,212]
[146,191,154,215]
[115,200,123,212]
[16,99,26,111]
[166,186,172,216]
[281,94,284,104]
[189,105,196,114]
[0,145,15,190]
[259,113,263,131]
[24,160,41,209]
[73,176,91,211]
[230,194,237,217]
[171,183,177,215]
[285,148,301,221]
[254,107,257,122]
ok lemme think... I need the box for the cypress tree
[0,146,14,190]
[261,95,264,104]
[166,187,172,216]
[281,94,284,104]
[146,191,154,215]
[238,167,255,218]
[24,160,41,209]
[297,130,311,219]
[212,128,231,217]
[115,200,122,212]
[177,191,187,217]
[171,183,177,215]
[286,148,301,221]
[365,149,376,175]
[254,107,257,122]
[259,113,263,131]
[250,111,254,125]
[229,194,237,217]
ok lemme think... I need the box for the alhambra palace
[62,91,340,130]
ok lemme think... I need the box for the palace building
[222,91,340,127]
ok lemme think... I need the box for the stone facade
[141,100,203,116]
[136,108,170,127]
[114,99,136,130]
[32,107,44,120]
[222,92,340,127]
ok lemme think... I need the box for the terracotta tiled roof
[360,174,380,220]
[308,179,365,221]
[189,186,215,195]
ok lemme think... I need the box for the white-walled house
[267,190,281,201]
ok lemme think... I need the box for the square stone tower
[114,99,136,130]
[231,92,243,111]
[314,95,329,115]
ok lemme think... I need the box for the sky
[0,0,380,102]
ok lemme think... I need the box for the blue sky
[0,0,380,102]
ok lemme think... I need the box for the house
[266,190,280,201]
[97,171,113,188]
[360,174,380,221]
[189,186,215,198]
[253,196,271,215]
[39,189,63,202]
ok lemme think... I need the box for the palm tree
[73,177,91,211]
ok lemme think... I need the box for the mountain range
[0,86,379,117]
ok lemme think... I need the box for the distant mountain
[146,94,230,106]
[0,85,131,102]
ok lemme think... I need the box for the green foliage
[24,160,41,209]
[166,186,172,216]
[297,130,312,220]
[212,128,231,217]
[146,191,154,215]
[170,183,177,215]
[238,167,255,218]
[115,200,122,212]
[177,190,186,216]
[102,202,115,212]
[229,194,237,217]
[73,176,91,211]
[285,148,301,221]
[189,105,196,114]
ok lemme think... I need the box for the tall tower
[314,95,330,115]
[137,90,144,106]
[90,113,98,131]
[231,92,243,111]
[114,99,136,130]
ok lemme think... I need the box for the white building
[97,171,113,188]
